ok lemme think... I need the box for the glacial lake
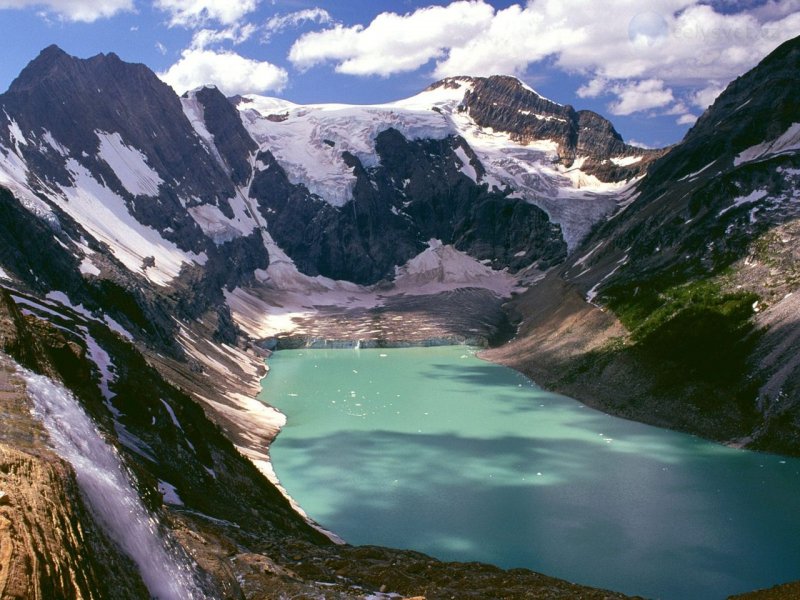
[260,346,800,600]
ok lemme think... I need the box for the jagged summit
[423,73,662,181]
[6,44,70,94]
[6,45,132,95]
[426,74,549,101]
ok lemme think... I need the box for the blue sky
[0,0,797,147]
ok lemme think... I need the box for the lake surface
[260,346,800,600]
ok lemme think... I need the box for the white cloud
[692,83,726,109]
[155,41,167,55]
[430,3,583,77]
[289,0,494,76]
[664,101,690,116]
[609,79,675,115]
[159,48,287,96]
[287,0,800,116]
[677,113,698,125]
[0,0,132,22]
[190,23,256,49]
[264,7,332,41]
[154,0,259,27]
[576,77,608,99]
[627,139,655,149]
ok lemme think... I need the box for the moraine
[260,346,800,600]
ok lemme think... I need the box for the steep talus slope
[487,34,800,453]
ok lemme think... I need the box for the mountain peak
[6,44,71,93]
[6,46,140,97]
[425,74,552,105]
[39,43,68,59]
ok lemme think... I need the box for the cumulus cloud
[677,113,699,125]
[159,48,287,95]
[289,1,494,76]
[263,7,332,41]
[0,0,132,22]
[288,0,800,115]
[577,77,609,99]
[154,0,259,27]
[190,23,256,49]
[692,83,726,109]
[608,79,675,115]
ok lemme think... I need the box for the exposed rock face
[445,75,664,180]
[253,128,566,284]
[191,86,257,188]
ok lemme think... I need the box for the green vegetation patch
[604,278,759,385]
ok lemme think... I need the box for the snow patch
[718,189,769,216]
[158,480,184,505]
[610,155,643,167]
[678,161,715,181]
[82,329,116,403]
[454,145,477,182]
[393,239,519,297]
[96,131,163,197]
[57,158,204,286]
[42,130,69,156]
[586,255,628,305]
[179,94,227,171]
[734,123,800,166]
[80,257,101,276]
[0,144,58,224]
[103,314,134,341]
[187,203,252,244]
[159,398,183,431]
[7,116,27,151]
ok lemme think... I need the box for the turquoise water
[260,346,800,600]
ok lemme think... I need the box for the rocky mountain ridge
[434,75,662,181]
[488,34,800,455]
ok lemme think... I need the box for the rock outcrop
[436,75,664,180]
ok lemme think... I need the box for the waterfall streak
[21,367,206,600]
